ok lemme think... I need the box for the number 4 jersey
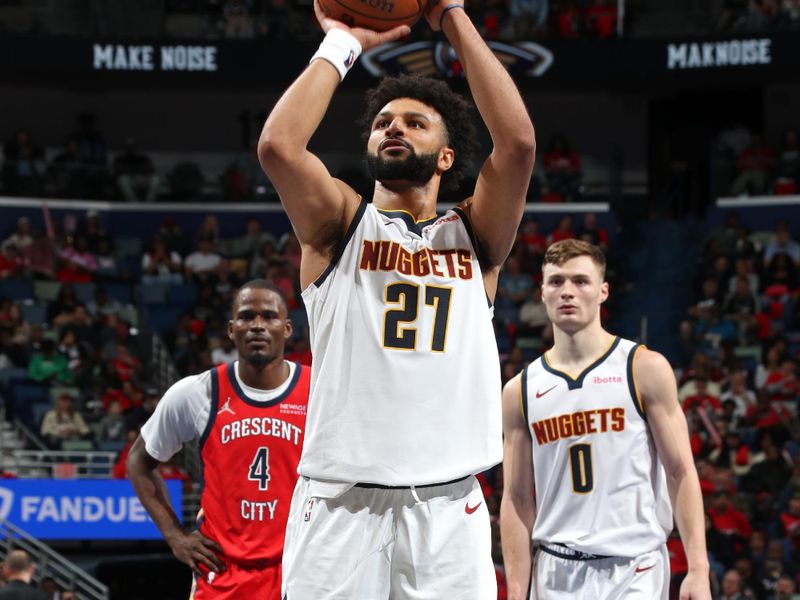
[522,337,673,557]
[300,200,502,486]
[141,361,309,565]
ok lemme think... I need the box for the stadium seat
[104,282,133,304]
[33,280,61,302]
[61,439,94,452]
[147,306,184,334]
[168,283,199,307]
[73,282,96,304]
[116,237,143,257]
[139,284,169,305]
[0,279,33,300]
[19,301,47,325]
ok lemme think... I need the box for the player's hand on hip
[167,528,226,574]
[678,570,712,600]
[313,0,410,51]
[424,0,465,31]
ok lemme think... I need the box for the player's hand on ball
[424,0,463,31]
[313,0,411,51]
[167,527,226,574]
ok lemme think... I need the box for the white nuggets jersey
[523,337,672,557]
[300,201,502,485]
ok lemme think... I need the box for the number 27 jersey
[300,201,503,486]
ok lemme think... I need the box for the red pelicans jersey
[199,362,309,563]
[523,337,672,557]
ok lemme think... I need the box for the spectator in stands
[776,0,800,28]
[497,256,533,309]
[113,138,160,202]
[249,239,278,279]
[142,238,183,285]
[585,0,617,38]
[730,133,775,196]
[157,216,190,256]
[211,336,237,365]
[773,129,799,194]
[223,0,254,37]
[763,221,800,267]
[721,370,757,423]
[213,259,241,306]
[509,0,548,38]
[70,113,111,199]
[127,387,159,431]
[57,328,84,381]
[576,212,609,250]
[28,339,72,385]
[40,392,90,449]
[185,234,222,283]
[709,490,753,541]
[719,568,753,600]
[518,286,549,338]
[86,286,122,318]
[0,550,48,600]
[542,134,582,201]
[763,359,798,402]
[96,398,127,443]
[1,217,33,254]
[278,230,302,272]
[742,435,793,495]
[59,234,97,275]
[683,377,723,414]
[94,237,121,280]
[773,575,798,600]
[728,257,760,295]
[49,139,85,199]
[198,214,221,248]
[237,217,275,261]
[1,130,45,197]
[548,215,575,244]
[723,275,760,344]
[741,0,777,31]
[518,218,547,257]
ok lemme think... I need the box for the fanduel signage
[93,44,218,71]
[0,480,182,539]
[667,39,771,70]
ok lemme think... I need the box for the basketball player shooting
[500,240,711,600]
[127,281,310,600]
[258,0,535,597]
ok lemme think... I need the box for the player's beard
[244,351,274,369]
[365,150,439,185]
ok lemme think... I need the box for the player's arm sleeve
[140,373,210,463]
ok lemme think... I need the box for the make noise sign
[93,44,218,72]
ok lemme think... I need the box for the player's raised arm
[635,349,712,600]
[500,374,536,600]
[425,1,536,268]
[258,4,409,262]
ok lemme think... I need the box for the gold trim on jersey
[425,284,452,353]
[376,207,438,224]
[568,442,594,495]
[631,344,646,414]
[382,282,420,351]
[542,336,619,382]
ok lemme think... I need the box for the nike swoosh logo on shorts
[536,385,557,398]
[465,502,481,515]
[635,565,655,573]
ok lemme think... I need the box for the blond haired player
[500,239,711,600]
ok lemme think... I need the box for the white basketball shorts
[531,543,669,600]
[282,475,496,600]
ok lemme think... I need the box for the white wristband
[310,29,363,81]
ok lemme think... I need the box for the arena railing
[0,518,109,600]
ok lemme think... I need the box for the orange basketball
[317,0,426,31]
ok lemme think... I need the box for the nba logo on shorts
[303,499,315,522]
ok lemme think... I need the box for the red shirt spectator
[585,0,617,38]
[708,493,752,539]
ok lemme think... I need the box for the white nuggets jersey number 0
[300,201,502,486]
[523,337,672,557]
